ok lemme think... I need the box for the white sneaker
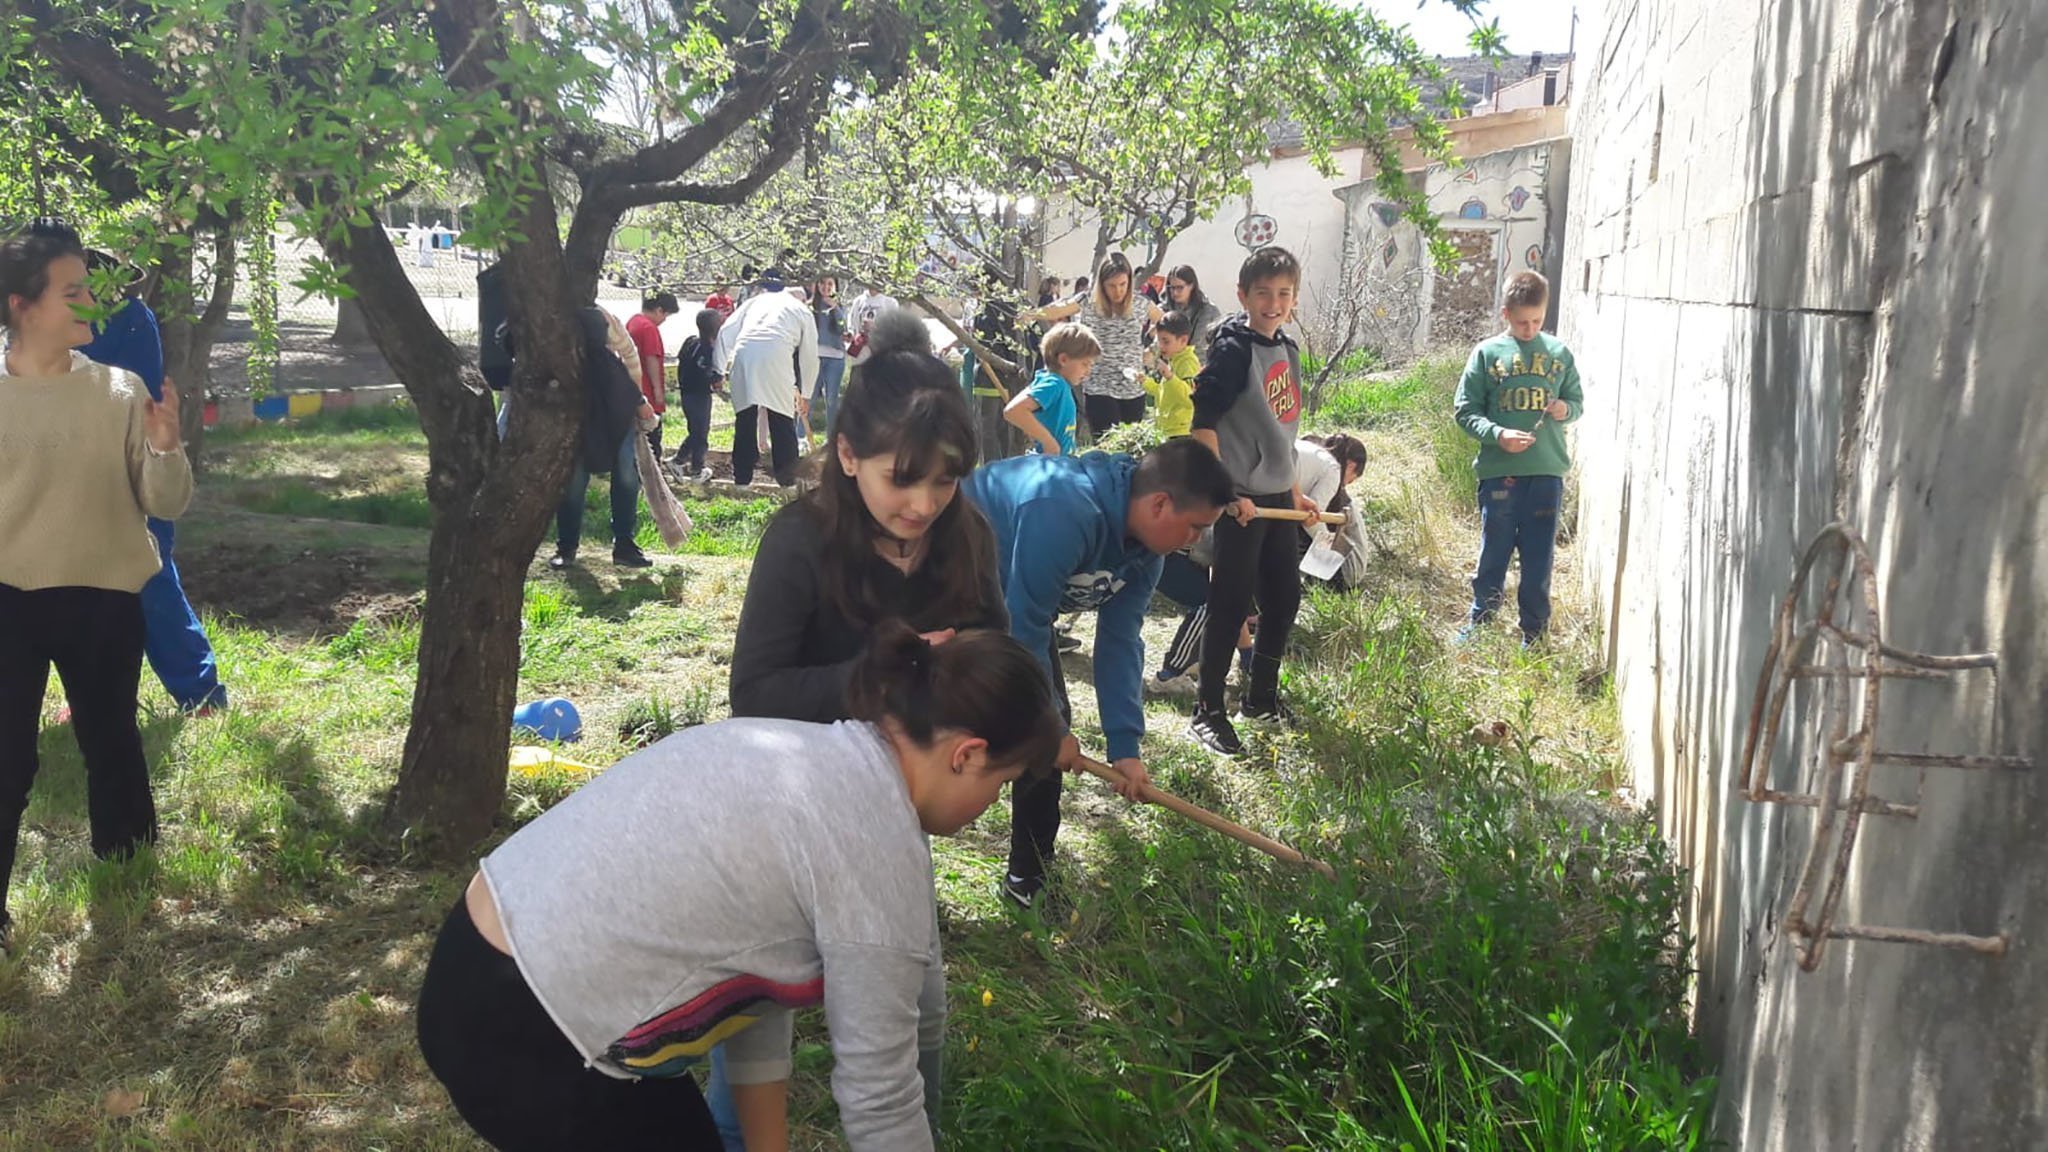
[696,467,714,483]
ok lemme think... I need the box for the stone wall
[1560,0,2046,1146]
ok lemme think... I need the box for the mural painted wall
[1038,149,1362,313]
[1335,137,1569,356]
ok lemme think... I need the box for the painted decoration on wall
[1233,213,1279,250]
[1458,198,1488,220]
[1381,237,1399,268]
[1454,167,1479,185]
[1371,201,1401,228]
[1526,244,1543,268]
[1507,185,1531,212]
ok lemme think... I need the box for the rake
[1076,756,1336,880]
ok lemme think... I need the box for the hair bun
[864,308,933,358]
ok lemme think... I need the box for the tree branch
[604,94,809,213]
[18,1,200,132]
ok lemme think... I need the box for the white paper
[1300,542,1345,581]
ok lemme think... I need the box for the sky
[1359,0,1582,57]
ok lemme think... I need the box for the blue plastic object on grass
[512,697,582,743]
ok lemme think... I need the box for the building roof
[1262,52,1574,153]
[1422,52,1575,116]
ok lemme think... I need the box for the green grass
[0,365,1710,1149]
[206,405,777,555]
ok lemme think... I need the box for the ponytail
[849,621,1063,775]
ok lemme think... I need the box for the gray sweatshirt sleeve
[820,941,936,1152]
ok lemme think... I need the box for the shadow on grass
[553,564,687,621]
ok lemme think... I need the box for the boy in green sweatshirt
[1452,271,1584,644]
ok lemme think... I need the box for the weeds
[0,356,1711,1149]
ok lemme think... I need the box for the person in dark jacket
[669,308,725,482]
[718,308,998,1150]
[552,307,658,570]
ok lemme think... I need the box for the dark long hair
[849,620,1062,776]
[1167,264,1210,320]
[803,312,995,628]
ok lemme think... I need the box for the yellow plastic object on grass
[509,745,600,776]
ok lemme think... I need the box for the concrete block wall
[1561,0,2046,1146]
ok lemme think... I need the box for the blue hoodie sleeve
[1003,498,1092,691]
[1092,555,1161,761]
[90,299,165,401]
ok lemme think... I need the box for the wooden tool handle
[1247,506,1346,525]
[1077,757,1336,880]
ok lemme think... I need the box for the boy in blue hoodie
[1186,247,1321,757]
[963,440,1234,908]
[81,284,231,715]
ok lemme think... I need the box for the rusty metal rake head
[1737,523,2029,971]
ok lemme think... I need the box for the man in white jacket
[716,282,820,487]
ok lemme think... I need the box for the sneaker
[548,551,576,570]
[696,467,714,483]
[1189,708,1244,757]
[613,546,655,569]
[1147,669,1198,697]
[1238,697,1294,725]
[1454,621,1485,646]
[1000,872,1044,910]
[1056,632,1084,655]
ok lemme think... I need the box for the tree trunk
[327,213,585,859]
[147,226,237,468]
[332,296,377,348]
[1089,216,1114,278]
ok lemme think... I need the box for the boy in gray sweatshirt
[1187,246,1323,757]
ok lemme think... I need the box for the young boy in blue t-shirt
[1004,322,1098,456]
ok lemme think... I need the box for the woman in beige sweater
[0,221,191,954]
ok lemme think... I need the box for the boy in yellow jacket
[1140,311,1200,437]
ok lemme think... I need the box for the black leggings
[0,584,154,927]
[416,898,720,1150]
[1198,494,1303,712]
[1008,635,1073,882]
[1083,394,1147,442]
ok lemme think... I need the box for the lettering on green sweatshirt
[1452,331,1585,481]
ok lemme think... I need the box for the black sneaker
[548,550,576,570]
[1000,872,1045,910]
[613,546,654,569]
[1238,697,1294,726]
[1189,708,1244,757]
[1055,632,1084,654]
